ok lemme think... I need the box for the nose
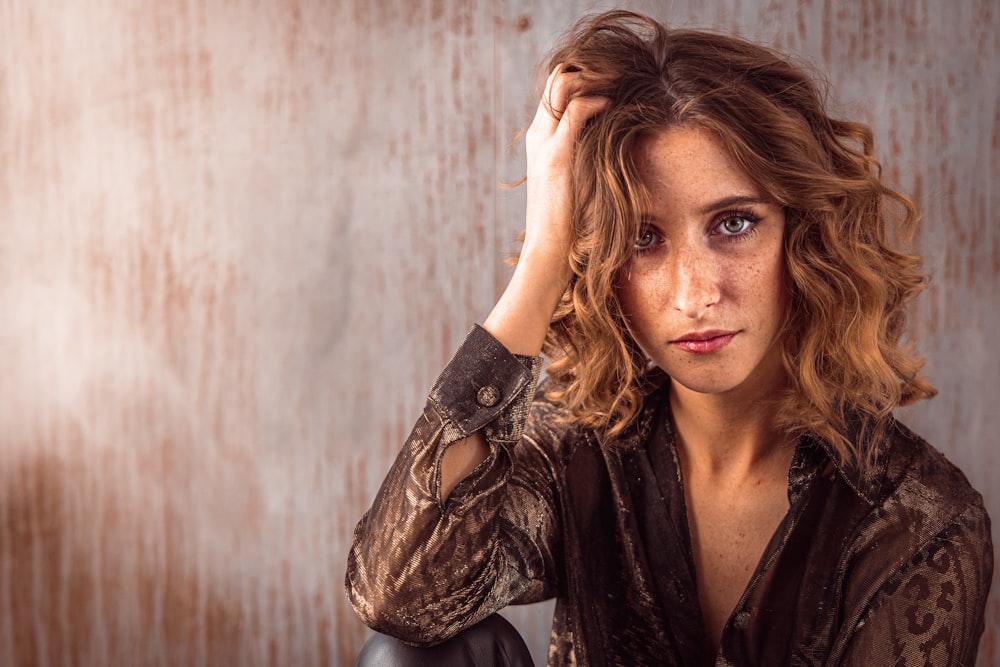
[669,242,720,317]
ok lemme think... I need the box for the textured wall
[0,1,995,665]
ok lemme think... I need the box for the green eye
[713,210,760,237]
[635,229,656,248]
[720,216,752,234]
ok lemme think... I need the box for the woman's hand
[521,67,610,277]
[441,68,608,501]
[483,66,610,357]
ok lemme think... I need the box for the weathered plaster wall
[0,1,995,664]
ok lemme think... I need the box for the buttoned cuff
[428,325,542,444]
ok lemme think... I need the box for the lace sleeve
[836,501,993,666]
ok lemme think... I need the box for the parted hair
[533,10,935,469]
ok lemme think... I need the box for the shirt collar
[802,417,891,506]
[623,379,889,506]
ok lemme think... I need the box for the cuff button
[476,385,501,408]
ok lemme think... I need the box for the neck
[669,368,791,479]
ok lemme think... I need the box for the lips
[670,330,738,354]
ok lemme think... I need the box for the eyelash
[633,209,761,255]
[713,209,761,240]
[633,228,661,255]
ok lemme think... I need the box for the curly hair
[529,10,935,470]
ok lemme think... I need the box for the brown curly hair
[529,10,935,470]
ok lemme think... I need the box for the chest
[683,476,791,649]
[560,438,872,666]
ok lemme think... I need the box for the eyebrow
[698,195,771,216]
[640,195,773,223]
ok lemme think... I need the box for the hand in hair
[483,65,609,358]
[440,68,608,502]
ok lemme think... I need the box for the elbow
[346,565,456,647]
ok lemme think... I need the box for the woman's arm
[346,327,555,644]
[439,67,609,500]
[347,68,609,645]
[834,501,993,666]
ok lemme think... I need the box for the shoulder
[832,422,993,663]
[887,419,992,563]
[522,371,671,461]
[521,374,592,463]
[878,419,988,529]
[841,419,993,616]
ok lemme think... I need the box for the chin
[668,374,747,396]
[656,354,765,396]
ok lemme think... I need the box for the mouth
[669,330,739,354]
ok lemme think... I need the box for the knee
[354,614,533,667]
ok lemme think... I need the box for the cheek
[615,281,641,328]
[615,271,659,338]
[735,249,789,322]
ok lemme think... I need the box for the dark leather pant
[354,614,534,666]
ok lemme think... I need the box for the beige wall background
[0,0,996,665]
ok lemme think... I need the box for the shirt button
[476,385,501,408]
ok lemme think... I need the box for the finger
[544,66,576,118]
[530,65,584,135]
[529,67,565,136]
[555,95,611,141]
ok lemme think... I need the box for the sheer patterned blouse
[347,325,993,666]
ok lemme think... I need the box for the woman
[347,10,992,666]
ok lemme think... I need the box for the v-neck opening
[642,400,816,665]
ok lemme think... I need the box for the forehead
[633,126,766,205]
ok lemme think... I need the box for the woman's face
[618,126,789,400]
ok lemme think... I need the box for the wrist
[484,260,569,357]
[516,241,573,290]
